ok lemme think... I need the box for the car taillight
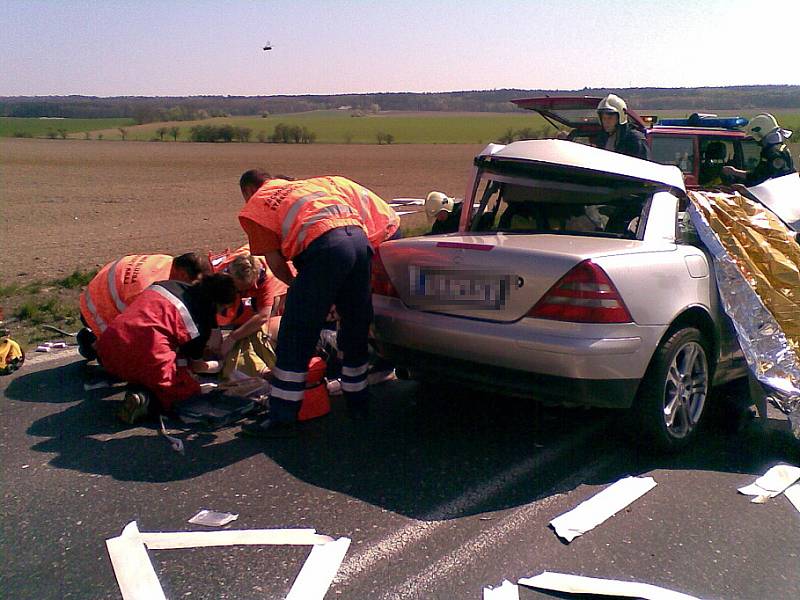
[527,260,632,323]
[371,249,399,297]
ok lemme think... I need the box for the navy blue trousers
[270,226,373,422]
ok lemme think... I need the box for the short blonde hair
[229,254,257,287]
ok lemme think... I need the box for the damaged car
[372,140,749,450]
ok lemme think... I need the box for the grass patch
[0,117,135,138]
[56,269,97,289]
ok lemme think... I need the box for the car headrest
[704,141,727,161]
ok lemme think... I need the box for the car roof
[481,139,686,191]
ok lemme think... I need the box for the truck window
[651,136,695,174]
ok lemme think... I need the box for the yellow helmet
[597,94,628,125]
[425,191,455,222]
[745,113,779,142]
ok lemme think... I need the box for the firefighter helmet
[746,114,780,142]
[597,94,628,125]
[425,191,455,222]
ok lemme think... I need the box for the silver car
[372,140,747,450]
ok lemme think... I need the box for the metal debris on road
[737,464,800,503]
[549,476,657,542]
[518,571,702,600]
[483,579,519,599]
[187,509,239,527]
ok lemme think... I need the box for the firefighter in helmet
[594,94,650,160]
[723,114,795,186]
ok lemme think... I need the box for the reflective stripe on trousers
[341,362,369,393]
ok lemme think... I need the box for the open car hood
[512,96,648,132]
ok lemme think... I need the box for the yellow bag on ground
[0,337,25,375]
[222,328,276,379]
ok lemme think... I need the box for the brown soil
[1,138,482,284]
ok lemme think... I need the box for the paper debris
[286,537,351,600]
[782,483,800,513]
[390,198,425,206]
[35,345,52,353]
[105,521,167,600]
[483,579,520,599]
[519,571,701,600]
[140,528,333,550]
[738,464,800,503]
[84,380,111,391]
[188,510,239,527]
[549,476,657,542]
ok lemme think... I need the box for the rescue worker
[236,170,400,437]
[722,114,796,186]
[78,252,211,359]
[218,253,289,377]
[95,273,238,423]
[594,94,650,160]
[425,191,462,235]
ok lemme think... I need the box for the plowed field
[2,139,481,283]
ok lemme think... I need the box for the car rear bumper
[373,296,670,407]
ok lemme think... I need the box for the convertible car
[371,140,748,450]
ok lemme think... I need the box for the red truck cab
[512,97,761,189]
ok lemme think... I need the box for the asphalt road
[2,350,799,599]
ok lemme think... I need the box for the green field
[0,117,135,138]
[3,110,800,145]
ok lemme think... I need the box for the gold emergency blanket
[688,190,800,437]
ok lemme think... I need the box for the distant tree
[384,133,395,144]
[497,128,515,144]
[290,125,303,143]
[169,126,180,141]
[97,133,104,140]
[84,131,91,140]
[257,130,268,143]
[156,126,168,141]
[46,129,57,139]
[271,123,290,143]
[376,131,386,144]
[261,112,270,118]
[234,126,252,142]
[300,127,316,144]
[343,131,354,144]
[118,128,128,141]
[57,128,68,139]
[218,125,235,142]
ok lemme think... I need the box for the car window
[470,178,648,239]
[741,139,761,170]
[698,137,735,185]
[651,136,695,174]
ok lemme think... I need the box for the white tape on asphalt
[286,537,351,600]
[105,521,167,600]
[380,455,617,600]
[784,483,800,513]
[333,422,604,587]
[549,476,657,543]
[518,571,701,600]
[140,528,332,550]
[483,579,519,599]
[737,464,800,503]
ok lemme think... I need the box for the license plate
[409,266,512,310]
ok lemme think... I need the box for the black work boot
[241,416,298,438]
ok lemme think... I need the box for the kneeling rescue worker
[78,252,211,359]
[594,94,650,160]
[236,169,400,437]
[722,113,796,186]
[95,273,238,423]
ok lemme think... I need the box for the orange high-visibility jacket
[238,176,400,260]
[79,254,174,333]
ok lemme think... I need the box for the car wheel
[633,327,710,452]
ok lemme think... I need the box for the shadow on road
[6,360,798,517]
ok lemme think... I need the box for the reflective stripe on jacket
[79,254,173,333]
[238,176,399,259]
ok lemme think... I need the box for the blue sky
[2,0,798,96]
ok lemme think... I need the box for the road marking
[333,420,607,587]
[381,453,620,600]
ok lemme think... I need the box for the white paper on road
[519,571,702,600]
[483,579,520,599]
[783,483,800,513]
[187,509,239,527]
[140,528,333,550]
[390,198,425,206]
[286,536,351,600]
[737,464,800,502]
[549,476,657,542]
[105,521,167,600]
[395,210,417,217]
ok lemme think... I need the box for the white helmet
[425,191,454,222]
[597,94,628,125]
[745,113,780,142]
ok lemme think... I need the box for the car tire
[633,327,711,452]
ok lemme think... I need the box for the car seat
[699,141,727,185]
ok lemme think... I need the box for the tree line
[3,85,799,120]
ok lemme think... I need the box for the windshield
[470,172,650,239]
